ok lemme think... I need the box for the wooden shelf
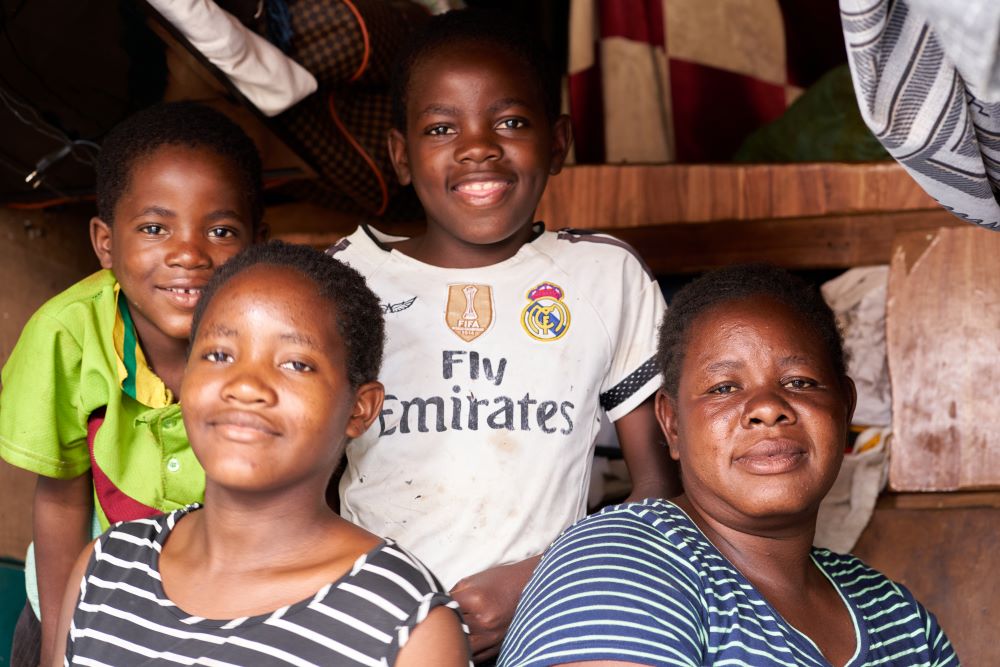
[271,162,959,273]
[535,162,941,229]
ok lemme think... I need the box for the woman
[499,264,957,667]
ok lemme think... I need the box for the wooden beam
[878,492,1000,510]
[271,209,964,273]
[604,209,962,273]
[536,162,942,229]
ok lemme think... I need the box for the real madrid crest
[521,282,571,341]
[446,283,494,342]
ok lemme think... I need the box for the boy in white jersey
[329,11,679,662]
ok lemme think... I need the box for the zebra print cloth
[64,506,471,666]
[841,0,1000,230]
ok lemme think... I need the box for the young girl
[500,264,957,667]
[52,242,471,666]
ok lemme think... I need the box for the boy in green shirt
[0,101,264,666]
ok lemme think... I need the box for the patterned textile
[567,0,848,163]
[840,0,1000,230]
[273,0,425,217]
[66,506,471,666]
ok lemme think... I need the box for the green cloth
[0,269,204,528]
[0,270,205,620]
[734,65,890,163]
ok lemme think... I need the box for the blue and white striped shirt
[499,499,957,667]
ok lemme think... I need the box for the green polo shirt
[0,269,204,529]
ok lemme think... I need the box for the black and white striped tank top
[65,506,470,666]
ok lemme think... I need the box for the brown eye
[497,118,527,130]
[280,359,314,373]
[426,125,454,136]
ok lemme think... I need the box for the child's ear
[345,381,385,439]
[387,128,412,186]
[89,217,114,270]
[254,222,270,243]
[548,114,573,176]
[843,375,858,428]
[655,389,681,462]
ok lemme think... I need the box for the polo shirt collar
[112,283,174,408]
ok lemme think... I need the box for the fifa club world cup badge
[521,282,571,341]
[446,283,494,342]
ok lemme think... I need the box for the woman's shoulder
[345,538,451,600]
[812,548,930,619]
[560,498,703,545]
[100,507,190,545]
[539,499,708,578]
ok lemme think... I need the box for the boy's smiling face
[389,41,571,265]
[91,144,256,351]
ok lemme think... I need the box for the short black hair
[191,241,384,388]
[656,264,847,399]
[95,101,263,228]
[390,9,561,131]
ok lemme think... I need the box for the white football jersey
[330,225,665,588]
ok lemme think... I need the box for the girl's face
[657,295,855,530]
[181,265,382,496]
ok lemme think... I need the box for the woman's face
[657,295,855,530]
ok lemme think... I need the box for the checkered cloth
[272,0,423,217]
[567,0,847,163]
[841,0,1000,230]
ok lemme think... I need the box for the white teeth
[457,181,506,193]
[165,287,202,295]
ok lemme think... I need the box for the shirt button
[166,457,181,473]
[163,419,177,429]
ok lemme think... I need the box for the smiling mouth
[209,414,280,442]
[734,440,807,475]
[158,286,203,308]
[452,179,513,206]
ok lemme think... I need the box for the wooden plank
[0,206,98,559]
[591,209,961,273]
[877,491,1000,510]
[852,503,1000,665]
[886,227,1000,491]
[536,162,942,229]
[272,209,963,272]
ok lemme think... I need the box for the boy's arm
[449,554,541,662]
[49,538,96,667]
[35,472,93,667]
[616,396,681,502]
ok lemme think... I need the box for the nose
[741,387,796,428]
[221,363,278,407]
[165,230,212,270]
[455,127,502,164]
